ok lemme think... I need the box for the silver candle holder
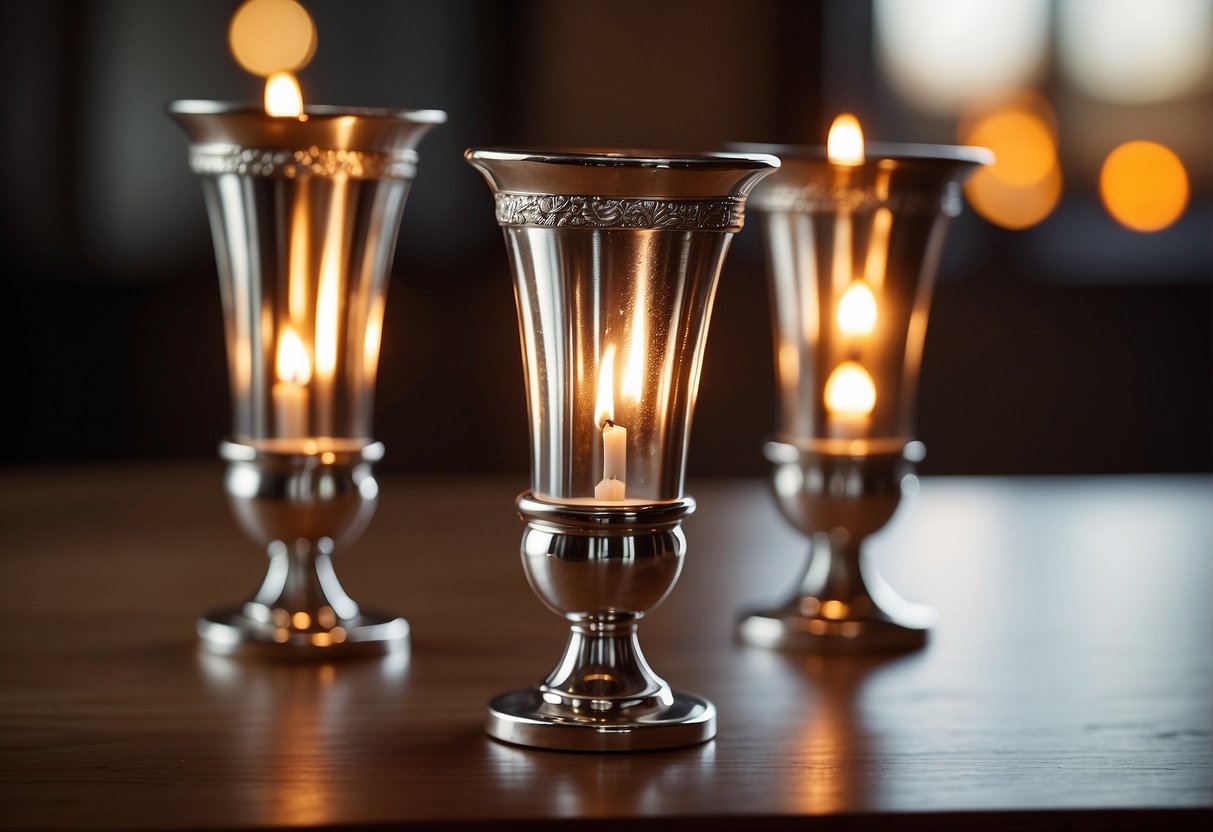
[170,100,444,658]
[733,129,990,652]
[467,148,779,750]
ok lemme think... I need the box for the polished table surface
[0,463,1210,830]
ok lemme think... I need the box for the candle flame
[827,113,865,166]
[276,325,312,385]
[824,361,876,417]
[836,281,878,337]
[264,71,304,117]
[595,344,617,427]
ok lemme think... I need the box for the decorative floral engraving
[750,182,962,217]
[495,194,745,231]
[189,146,417,180]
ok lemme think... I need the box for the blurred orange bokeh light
[1099,141,1190,232]
[960,99,1061,230]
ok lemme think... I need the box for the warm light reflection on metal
[363,294,386,384]
[314,181,346,382]
[836,282,878,338]
[827,114,865,166]
[1100,140,1189,232]
[264,71,304,118]
[831,205,853,296]
[861,208,892,290]
[622,285,647,403]
[824,362,876,417]
[289,196,310,325]
[229,0,317,77]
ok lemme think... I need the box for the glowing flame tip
[264,71,304,118]
[276,325,311,385]
[827,113,865,166]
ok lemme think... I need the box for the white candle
[273,381,308,438]
[595,420,627,501]
[274,325,311,438]
[593,345,628,501]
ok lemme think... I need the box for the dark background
[2,0,1210,478]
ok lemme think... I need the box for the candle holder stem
[539,616,667,713]
[246,537,357,621]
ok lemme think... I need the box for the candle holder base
[737,586,932,653]
[737,441,934,653]
[486,686,715,753]
[485,495,715,752]
[197,607,408,659]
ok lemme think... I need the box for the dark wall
[2,0,1210,477]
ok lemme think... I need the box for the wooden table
[1,463,1209,830]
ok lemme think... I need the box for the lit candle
[273,325,311,438]
[827,113,865,167]
[823,360,876,440]
[836,279,878,337]
[594,345,627,501]
[264,70,304,118]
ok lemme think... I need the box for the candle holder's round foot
[197,606,409,660]
[485,687,715,752]
[737,602,932,653]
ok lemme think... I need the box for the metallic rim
[764,438,922,462]
[728,140,994,166]
[168,99,448,124]
[188,146,417,180]
[494,193,744,230]
[468,147,778,171]
[517,492,696,533]
[219,439,385,466]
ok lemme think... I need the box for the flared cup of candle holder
[467,147,779,750]
[170,101,445,658]
[730,141,990,653]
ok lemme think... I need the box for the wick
[603,418,616,429]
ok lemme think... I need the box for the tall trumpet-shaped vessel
[467,148,778,750]
[171,100,444,657]
[735,127,990,652]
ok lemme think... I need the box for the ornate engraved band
[749,183,963,218]
[189,146,418,180]
[495,193,745,231]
